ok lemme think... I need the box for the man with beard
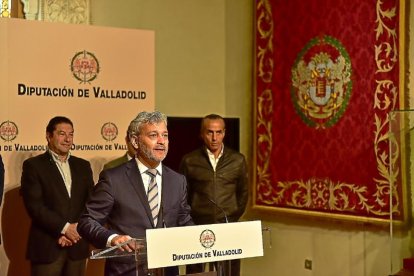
[78,111,193,276]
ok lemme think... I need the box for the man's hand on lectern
[111,235,134,252]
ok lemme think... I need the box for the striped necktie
[146,169,159,226]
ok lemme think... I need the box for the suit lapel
[158,165,174,228]
[160,166,169,209]
[125,159,155,227]
[69,157,83,201]
[153,166,175,228]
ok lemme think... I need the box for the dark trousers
[31,250,86,276]
[186,259,240,276]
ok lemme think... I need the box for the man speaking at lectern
[78,111,193,276]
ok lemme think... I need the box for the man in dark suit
[78,111,193,276]
[21,116,94,276]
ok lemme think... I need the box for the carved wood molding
[21,0,89,24]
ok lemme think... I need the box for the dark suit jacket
[20,151,94,263]
[78,158,193,276]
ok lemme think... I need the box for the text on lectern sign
[146,221,264,269]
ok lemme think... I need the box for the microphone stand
[206,197,229,224]
[206,197,231,276]
[159,204,167,228]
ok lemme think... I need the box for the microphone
[206,197,229,223]
[159,204,167,228]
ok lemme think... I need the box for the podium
[90,238,162,276]
[89,221,267,276]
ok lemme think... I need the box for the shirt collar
[136,158,162,176]
[206,144,224,159]
[127,153,134,161]
[49,149,71,162]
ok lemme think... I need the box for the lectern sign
[146,221,264,269]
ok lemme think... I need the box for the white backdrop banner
[0,17,154,275]
[0,17,155,187]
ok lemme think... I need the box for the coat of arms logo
[101,122,118,142]
[291,35,352,128]
[199,229,215,249]
[0,120,18,142]
[70,50,100,84]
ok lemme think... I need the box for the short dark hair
[200,114,226,132]
[46,116,73,134]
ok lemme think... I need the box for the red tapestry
[254,0,406,222]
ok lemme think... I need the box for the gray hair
[128,111,168,139]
